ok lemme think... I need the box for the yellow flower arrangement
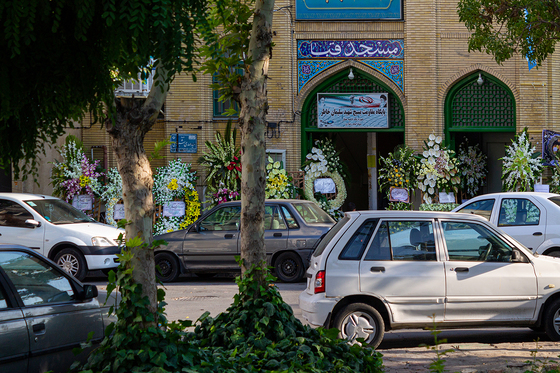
[167,178,179,190]
[79,175,90,187]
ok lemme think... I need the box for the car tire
[333,303,385,348]
[54,248,87,281]
[545,250,560,258]
[543,298,560,341]
[274,252,304,283]
[155,252,180,282]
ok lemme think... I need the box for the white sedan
[300,210,560,348]
[452,192,560,256]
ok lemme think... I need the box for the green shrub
[192,265,384,372]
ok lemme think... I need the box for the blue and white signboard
[170,133,197,153]
[317,93,389,128]
[296,0,402,20]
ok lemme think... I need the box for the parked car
[154,199,335,282]
[452,192,560,256]
[0,193,124,281]
[0,245,115,373]
[299,210,560,348]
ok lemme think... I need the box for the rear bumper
[299,291,338,327]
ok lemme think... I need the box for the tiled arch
[295,59,406,113]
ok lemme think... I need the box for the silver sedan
[154,199,334,282]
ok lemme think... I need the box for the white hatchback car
[453,192,560,256]
[0,193,123,280]
[299,211,560,348]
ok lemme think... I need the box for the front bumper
[85,254,119,270]
[298,291,339,327]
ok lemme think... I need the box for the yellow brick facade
[58,0,560,209]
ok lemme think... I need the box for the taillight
[314,270,325,293]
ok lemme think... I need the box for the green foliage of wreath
[304,170,346,211]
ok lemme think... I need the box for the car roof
[0,193,59,201]
[345,210,488,222]
[465,192,560,199]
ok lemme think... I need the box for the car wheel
[334,303,385,348]
[274,252,304,283]
[544,298,560,341]
[155,252,180,282]
[54,248,87,281]
[546,250,560,258]
[195,273,217,279]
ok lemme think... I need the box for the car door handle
[455,267,469,272]
[533,232,543,236]
[224,234,235,239]
[273,233,282,237]
[370,266,385,272]
[32,323,45,334]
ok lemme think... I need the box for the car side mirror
[79,284,98,300]
[189,223,199,233]
[511,250,524,263]
[25,219,41,228]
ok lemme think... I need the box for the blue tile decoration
[298,60,344,92]
[298,40,404,59]
[358,60,404,92]
[298,59,404,93]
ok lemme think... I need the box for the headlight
[92,237,116,246]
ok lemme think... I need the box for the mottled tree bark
[239,0,275,289]
[106,65,169,318]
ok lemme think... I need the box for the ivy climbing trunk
[239,0,275,289]
[106,65,169,319]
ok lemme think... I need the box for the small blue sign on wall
[170,133,197,153]
[296,0,402,20]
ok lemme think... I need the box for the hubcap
[281,259,296,277]
[158,260,171,276]
[341,312,376,344]
[553,309,560,335]
[58,254,79,276]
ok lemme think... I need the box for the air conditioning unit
[114,71,154,98]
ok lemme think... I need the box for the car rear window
[313,215,350,257]
[292,202,335,224]
[548,196,560,208]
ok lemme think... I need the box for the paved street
[89,275,560,373]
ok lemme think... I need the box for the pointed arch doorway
[301,68,405,210]
[445,72,516,196]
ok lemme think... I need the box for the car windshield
[24,199,95,225]
[292,202,335,224]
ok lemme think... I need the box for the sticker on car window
[26,201,37,207]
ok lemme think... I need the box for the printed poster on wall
[317,93,389,129]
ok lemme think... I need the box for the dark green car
[154,200,335,283]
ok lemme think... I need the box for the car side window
[457,199,495,221]
[339,219,378,260]
[0,284,9,309]
[200,206,241,231]
[0,200,34,228]
[0,251,75,306]
[364,221,436,261]
[443,221,514,262]
[264,206,287,230]
[280,206,299,229]
[498,198,540,226]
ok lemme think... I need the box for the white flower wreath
[100,167,123,227]
[304,170,347,210]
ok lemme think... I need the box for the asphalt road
[88,274,560,373]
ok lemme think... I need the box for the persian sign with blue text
[317,93,389,128]
[296,0,402,20]
[298,40,404,59]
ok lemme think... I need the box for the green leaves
[457,0,560,66]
